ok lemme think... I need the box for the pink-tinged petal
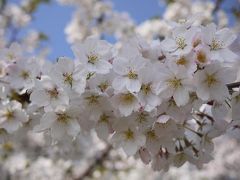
[139,148,151,164]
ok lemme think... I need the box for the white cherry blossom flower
[30,76,69,111]
[6,58,40,90]
[0,101,28,133]
[161,26,198,55]
[0,43,22,63]
[112,51,146,93]
[34,106,80,141]
[155,62,193,106]
[72,37,113,74]
[201,23,237,62]
[111,91,140,116]
[111,118,146,156]
[49,57,87,95]
[194,63,236,101]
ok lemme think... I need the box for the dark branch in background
[227,82,240,94]
[74,145,112,180]
[213,0,224,14]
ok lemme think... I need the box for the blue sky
[27,0,165,60]
[23,0,238,60]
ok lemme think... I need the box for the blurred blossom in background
[0,0,240,180]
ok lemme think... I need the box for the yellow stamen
[85,95,100,105]
[47,87,59,99]
[124,128,134,140]
[176,56,187,65]
[127,70,138,79]
[205,74,217,87]
[120,92,135,104]
[87,54,99,64]
[56,113,70,124]
[176,37,187,49]
[20,71,29,80]
[63,73,73,87]
[196,51,207,63]
[167,77,182,89]
[141,83,151,95]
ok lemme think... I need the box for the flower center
[205,74,217,87]
[124,128,134,140]
[120,92,135,104]
[98,81,109,92]
[87,54,99,64]
[196,51,207,63]
[85,95,100,105]
[176,56,187,65]
[99,113,109,123]
[127,70,138,79]
[3,109,15,120]
[167,77,182,89]
[63,73,73,87]
[176,37,187,49]
[141,83,151,95]
[210,39,223,50]
[56,113,70,124]
[136,112,147,124]
[147,130,156,139]
[47,87,59,99]
[20,70,30,80]
[193,38,201,48]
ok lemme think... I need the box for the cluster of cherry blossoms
[57,0,135,43]
[0,18,240,172]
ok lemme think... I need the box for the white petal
[30,90,49,106]
[66,119,80,137]
[112,76,127,91]
[1,120,21,133]
[173,87,189,106]
[220,49,238,62]
[51,122,66,140]
[34,112,56,132]
[126,79,141,92]
[122,140,138,156]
